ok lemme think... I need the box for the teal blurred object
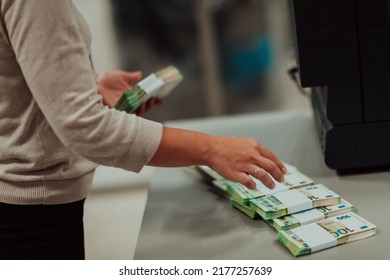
[220,35,273,93]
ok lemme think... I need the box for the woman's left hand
[97,70,142,108]
[97,70,162,116]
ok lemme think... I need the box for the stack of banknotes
[277,212,376,256]
[267,199,355,231]
[115,65,183,113]
[249,184,341,220]
[194,163,376,256]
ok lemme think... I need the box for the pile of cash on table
[194,163,376,257]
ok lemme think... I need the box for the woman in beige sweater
[0,0,286,259]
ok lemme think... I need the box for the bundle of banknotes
[249,184,341,220]
[115,65,183,113]
[267,199,355,231]
[277,212,376,256]
[193,163,376,256]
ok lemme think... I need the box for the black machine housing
[289,0,390,171]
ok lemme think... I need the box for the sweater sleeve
[1,0,163,173]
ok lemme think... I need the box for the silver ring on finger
[253,166,260,177]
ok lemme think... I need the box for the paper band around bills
[137,74,165,96]
[252,176,289,195]
[291,209,325,225]
[273,190,312,214]
[290,223,337,253]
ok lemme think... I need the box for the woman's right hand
[148,127,286,190]
[206,136,286,190]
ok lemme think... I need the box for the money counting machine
[289,0,390,171]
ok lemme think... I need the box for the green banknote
[249,184,340,220]
[115,86,147,113]
[278,212,376,256]
[268,199,355,231]
[227,182,266,206]
[115,65,183,113]
[231,198,259,219]
[226,170,314,206]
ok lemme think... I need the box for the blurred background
[73,0,310,259]
[75,0,309,122]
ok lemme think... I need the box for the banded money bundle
[250,184,341,220]
[231,198,259,219]
[267,199,355,231]
[212,179,240,193]
[192,162,377,256]
[277,212,376,256]
[226,170,314,206]
[115,65,183,113]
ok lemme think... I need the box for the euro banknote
[231,198,259,219]
[249,184,341,220]
[115,65,183,113]
[226,170,314,206]
[267,199,355,231]
[277,212,376,256]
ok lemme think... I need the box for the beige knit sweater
[0,0,163,204]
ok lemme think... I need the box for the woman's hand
[134,97,163,116]
[97,70,162,116]
[207,136,287,189]
[97,70,142,108]
[148,127,286,190]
